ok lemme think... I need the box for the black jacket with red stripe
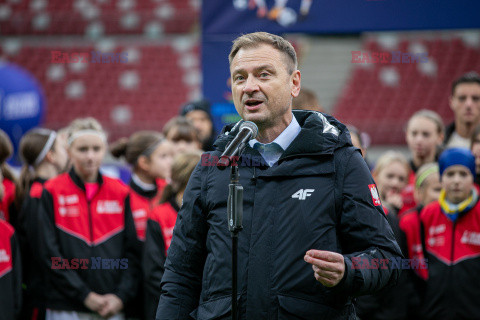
[128,178,164,242]
[398,205,428,318]
[0,219,22,320]
[38,169,141,312]
[17,178,49,312]
[126,178,164,319]
[0,178,17,225]
[418,200,480,319]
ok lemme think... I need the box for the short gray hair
[229,32,298,74]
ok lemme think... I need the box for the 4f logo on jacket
[292,189,315,200]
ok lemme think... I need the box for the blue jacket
[157,110,402,320]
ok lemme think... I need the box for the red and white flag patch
[368,184,381,206]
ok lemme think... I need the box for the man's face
[230,44,300,130]
[450,83,480,126]
[185,110,212,142]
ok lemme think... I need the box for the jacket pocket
[190,295,231,320]
[277,295,352,320]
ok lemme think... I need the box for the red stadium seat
[2,42,200,140]
[0,0,198,36]
[334,35,480,145]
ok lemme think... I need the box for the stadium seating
[0,0,198,35]
[334,35,480,145]
[0,40,201,140]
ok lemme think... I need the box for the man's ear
[449,95,455,112]
[137,155,150,171]
[291,70,301,98]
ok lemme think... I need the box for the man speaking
[156,32,402,320]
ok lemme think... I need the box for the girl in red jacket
[110,131,174,242]
[143,151,201,320]
[38,118,140,320]
[372,150,411,215]
[0,129,17,225]
[16,128,69,320]
[398,163,441,317]
[110,131,173,319]
[402,110,444,214]
[0,218,22,320]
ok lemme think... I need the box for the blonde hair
[229,32,298,74]
[67,117,106,145]
[415,163,439,190]
[160,151,202,203]
[373,151,410,178]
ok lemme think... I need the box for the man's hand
[83,292,107,312]
[98,294,124,318]
[304,250,345,287]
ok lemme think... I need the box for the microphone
[217,121,258,169]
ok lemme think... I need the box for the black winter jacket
[157,111,403,320]
[17,178,48,318]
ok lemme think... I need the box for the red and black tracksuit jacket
[17,178,48,320]
[37,169,141,312]
[129,178,165,242]
[143,198,179,320]
[399,206,428,281]
[398,205,428,318]
[0,219,22,320]
[399,170,417,216]
[404,201,480,319]
[1,178,16,224]
[125,178,164,319]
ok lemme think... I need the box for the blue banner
[0,63,45,164]
[203,0,480,35]
[201,0,480,132]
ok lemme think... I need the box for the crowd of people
[0,101,211,320]
[0,41,479,319]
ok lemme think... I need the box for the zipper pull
[251,166,257,182]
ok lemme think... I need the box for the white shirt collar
[248,113,301,151]
[131,173,156,191]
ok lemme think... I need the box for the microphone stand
[225,144,245,320]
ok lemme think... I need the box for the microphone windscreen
[240,121,258,139]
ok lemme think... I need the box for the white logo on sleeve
[0,249,10,263]
[291,189,315,200]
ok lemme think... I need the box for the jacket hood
[213,110,352,158]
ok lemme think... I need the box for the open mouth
[245,99,263,107]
